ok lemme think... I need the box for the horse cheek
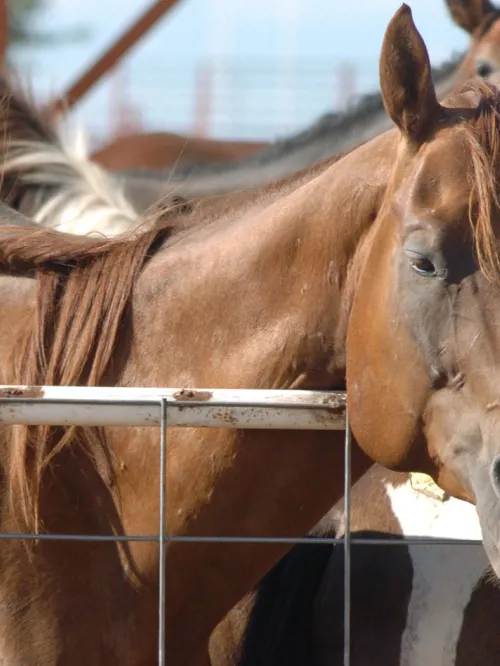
[346,262,431,471]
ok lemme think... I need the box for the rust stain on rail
[320,394,347,412]
[210,409,238,424]
[173,389,213,402]
[0,385,45,399]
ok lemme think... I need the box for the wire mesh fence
[0,384,484,666]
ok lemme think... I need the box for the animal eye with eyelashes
[476,61,494,78]
[405,249,437,277]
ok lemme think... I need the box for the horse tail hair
[0,71,140,236]
[237,520,336,666]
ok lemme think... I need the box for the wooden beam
[48,0,182,115]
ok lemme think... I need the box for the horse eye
[408,255,437,277]
[476,61,494,78]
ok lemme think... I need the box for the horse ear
[379,4,442,144]
[444,0,496,35]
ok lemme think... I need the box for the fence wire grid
[0,391,484,666]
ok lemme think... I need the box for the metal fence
[0,384,483,666]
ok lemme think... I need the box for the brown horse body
[0,5,500,665]
[0,138,381,664]
[91,131,270,172]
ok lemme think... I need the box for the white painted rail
[0,385,347,429]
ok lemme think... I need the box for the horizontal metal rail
[0,532,482,546]
[0,385,347,429]
[0,385,481,553]
[0,383,483,666]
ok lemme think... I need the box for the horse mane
[0,211,181,534]
[447,79,500,282]
[0,72,140,235]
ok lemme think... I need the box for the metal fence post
[158,398,167,666]
[343,412,352,666]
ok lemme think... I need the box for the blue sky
[11,0,473,143]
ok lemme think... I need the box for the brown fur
[0,131,380,664]
[381,8,500,284]
[211,466,490,666]
[0,147,344,537]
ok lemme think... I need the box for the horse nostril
[490,455,500,497]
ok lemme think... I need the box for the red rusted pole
[48,0,182,115]
[0,0,7,66]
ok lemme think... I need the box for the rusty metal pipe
[48,0,181,115]
[0,0,7,65]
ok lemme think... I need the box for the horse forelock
[449,79,500,283]
[2,214,179,535]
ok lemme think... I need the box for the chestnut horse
[91,131,270,173]
[209,466,492,666]
[1,0,499,236]
[1,5,500,665]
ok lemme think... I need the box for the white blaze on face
[386,479,488,666]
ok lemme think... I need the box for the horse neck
[136,131,395,393]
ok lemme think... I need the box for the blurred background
[7,0,473,151]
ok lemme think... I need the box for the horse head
[347,3,500,575]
